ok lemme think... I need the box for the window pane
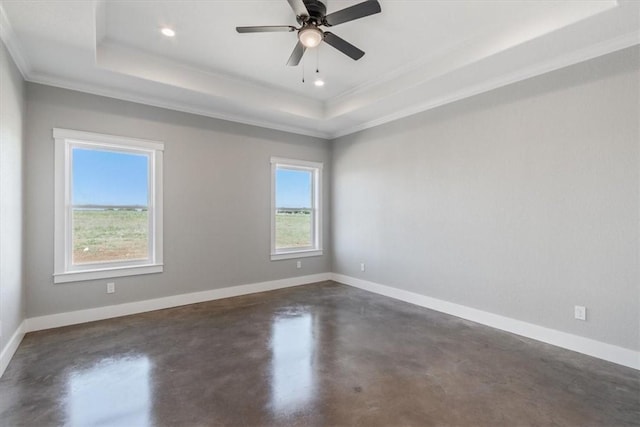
[275,168,312,249]
[72,148,149,264]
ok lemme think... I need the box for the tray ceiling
[1,0,638,138]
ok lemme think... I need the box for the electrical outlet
[360,263,365,272]
[296,261,302,269]
[574,305,586,321]
[107,282,115,294]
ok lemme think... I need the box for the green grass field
[275,212,312,249]
[72,210,312,263]
[73,210,148,264]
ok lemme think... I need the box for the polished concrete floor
[1,281,638,426]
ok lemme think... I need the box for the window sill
[271,249,323,261]
[54,264,163,284]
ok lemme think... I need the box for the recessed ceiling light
[314,79,325,87]
[161,28,175,37]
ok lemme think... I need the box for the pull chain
[302,56,305,83]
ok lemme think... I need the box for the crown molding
[96,41,325,120]
[325,0,619,117]
[16,28,640,141]
[3,1,638,141]
[330,31,640,139]
[0,3,30,77]
[26,71,331,140]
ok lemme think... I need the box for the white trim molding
[0,3,30,77]
[3,273,637,377]
[25,71,332,140]
[0,321,26,378]
[26,273,332,332]
[53,264,164,284]
[330,31,640,139]
[332,274,640,371]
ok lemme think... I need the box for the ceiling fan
[236,0,381,66]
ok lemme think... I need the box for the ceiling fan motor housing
[299,0,327,25]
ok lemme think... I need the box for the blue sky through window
[276,169,311,208]
[72,149,311,208]
[72,148,149,206]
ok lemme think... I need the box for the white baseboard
[26,273,332,333]
[7,272,638,376]
[0,320,26,378]
[332,273,640,371]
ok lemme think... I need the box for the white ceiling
[1,0,638,138]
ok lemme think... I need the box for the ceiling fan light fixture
[314,78,325,87]
[298,26,323,48]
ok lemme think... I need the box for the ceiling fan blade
[236,26,296,33]
[287,41,307,66]
[324,0,381,27]
[286,0,309,17]
[323,32,364,60]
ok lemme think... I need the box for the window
[271,157,323,260]
[53,128,163,283]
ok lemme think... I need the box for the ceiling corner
[0,2,31,77]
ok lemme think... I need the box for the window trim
[53,128,164,283]
[270,157,323,261]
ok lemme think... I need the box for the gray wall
[331,47,639,351]
[17,44,640,353]
[25,84,331,317]
[0,40,25,350]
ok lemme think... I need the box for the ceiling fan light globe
[298,27,323,48]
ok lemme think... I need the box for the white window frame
[270,157,323,261]
[53,128,164,283]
